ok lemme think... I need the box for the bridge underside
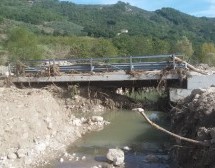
[11,71,187,88]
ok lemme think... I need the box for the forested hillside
[0,0,215,65]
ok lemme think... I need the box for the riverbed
[44,110,171,168]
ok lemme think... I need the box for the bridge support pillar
[169,73,215,102]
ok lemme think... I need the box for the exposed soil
[170,87,215,168]
[0,84,143,168]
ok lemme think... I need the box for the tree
[6,27,43,61]
[175,36,194,60]
[91,38,118,57]
[201,42,215,65]
[0,16,3,23]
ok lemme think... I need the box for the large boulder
[106,148,124,166]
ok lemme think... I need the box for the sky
[62,0,215,17]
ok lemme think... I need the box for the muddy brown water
[45,110,171,168]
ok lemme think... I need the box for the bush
[6,27,43,61]
[0,16,4,23]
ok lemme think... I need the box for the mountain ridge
[0,0,215,64]
[0,0,214,42]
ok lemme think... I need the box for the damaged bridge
[10,54,189,88]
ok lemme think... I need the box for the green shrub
[6,27,43,61]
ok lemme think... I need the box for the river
[45,110,171,168]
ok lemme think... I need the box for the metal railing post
[130,56,133,71]
[90,58,94,72]
[172,54,176,69]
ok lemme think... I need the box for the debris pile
[170,87,215,168]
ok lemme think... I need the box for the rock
[106,149,124,166]
[92,116,104,122]
[123,146,131,151]
[0,156,7,161]
[7,152,17,160]
[132,108,144,112]
[88,119,94,126]
[104,121,111,125]
[60,158,64,163]
[81,117,87,123]
[64,152,69,157]
[73,95,81,102]
[81,156,86,160]
[24,158,32,165]
[75,157,79,161]
[210,128,215,139]
[191,89,206,96]
[194,94,200,99]
[47,122,53,129]
[35,142,47,153]
[16,149,26,158]
[197,127,209,141]
[72,118,82,126]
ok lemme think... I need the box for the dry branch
[174,57,208,75]
[139,111,210,147]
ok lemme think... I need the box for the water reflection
[46,110,171,168]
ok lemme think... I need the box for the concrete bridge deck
[9,54,187,88]
[11,70,185,88]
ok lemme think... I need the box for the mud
[170,87,215,168]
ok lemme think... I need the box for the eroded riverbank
[0,85,149,168]
[0,86,111,168]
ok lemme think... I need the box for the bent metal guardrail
[11,54,185,75]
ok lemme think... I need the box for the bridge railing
[10,54,185,75]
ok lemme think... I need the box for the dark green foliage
[112,35,170,56]
[0,16,3,23]
[0,0,215,63]
[6,27,43,61]
[0,0,215,42]
[45,21,84,36]
[39,36,118,58]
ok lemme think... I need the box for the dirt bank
[0,86,113,168]
[0,84,142,168]
[170,87,215,168]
